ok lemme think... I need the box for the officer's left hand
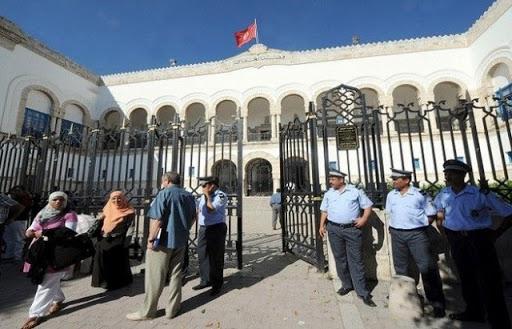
[354,217,368,228]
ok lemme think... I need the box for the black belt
[328,220,354,228]
[389,226,426,232]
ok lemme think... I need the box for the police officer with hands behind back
[319,169,376,307]
[434,159,512,329]
[192,176,228,297]
[385,168,446,318]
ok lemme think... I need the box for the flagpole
[254,18,259,44]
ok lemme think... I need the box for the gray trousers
[327,222,370,298]
[390,227,445,309]
[139,246,185,318]
[271,204,281,228]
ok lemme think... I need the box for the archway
[245,158,273,196]
[211,159,237,194]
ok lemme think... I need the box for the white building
[1,0,511,196]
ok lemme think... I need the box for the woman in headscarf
[21,191,77,329]
[91,190,135,290]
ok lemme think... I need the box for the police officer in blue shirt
[319,169,376,307]
[386,168,445,317]
[434,159,512,328]
[192,176,228,296]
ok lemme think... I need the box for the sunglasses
[52,198,65,201]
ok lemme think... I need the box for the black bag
[87,219,103,238]
[51,233,95,270]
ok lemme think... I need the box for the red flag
[234,22,257,48]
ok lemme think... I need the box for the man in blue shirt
[319,169,376,307]
[192,176,228,296]
[269,188,282,230]
[385,168,445,317]
[127,172,196,321]
[434,159,512,328]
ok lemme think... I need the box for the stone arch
[215,99,237,125]
[241,87,275,116]
[280,94,306,124]
[185,102,207,129]
[391,84,423,133]
[155,105,178,128]
[433,81,464,131]
[475,50,512,91]
[486,61,512,92]
[359,87,381,108]
[61,100,93,127]
[276,85,310,113]
[245,158,273,196]
[100,107,124,129]
[386,76,427,102]
[129,108,149,129]
[247,97,271,142]
[126,102,151,124]
[16,85,61,136]
[211,159,238,193]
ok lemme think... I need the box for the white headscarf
[38,191,68,224]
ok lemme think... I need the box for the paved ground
[0,197,494,328]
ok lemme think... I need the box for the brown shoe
[21,317,41,329]
[48,302,62,315]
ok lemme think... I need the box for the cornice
[102,0,512,87]
[0,16,101,85]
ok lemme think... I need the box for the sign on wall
[335,124,359,150]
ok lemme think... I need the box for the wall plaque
[336,124,359,150]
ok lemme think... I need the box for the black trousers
[197,223,227,289]
[445,228,510,329]
[390,227,445,309]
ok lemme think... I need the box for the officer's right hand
[319,225,326,238]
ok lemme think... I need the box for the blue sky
[0,0,494,75]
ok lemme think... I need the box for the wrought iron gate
[0,115,244,268]
[280,83,512,270]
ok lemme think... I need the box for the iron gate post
[236,114,244,269]
[466,100,488,189]
[143,123,157,251]
[307,101,326,271]
[85,128,100,214]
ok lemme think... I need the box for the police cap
[198,176,219,186]
[443,159,471,173]
[390,168,412,179]
[328,169,347,178]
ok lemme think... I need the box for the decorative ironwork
[0,115,244,269]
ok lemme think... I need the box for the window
[496,82,512,121]
[60,119,83,146]
[22,108,50,138]
[329,161,337,170]
[507,151,512,164]
[413,158,421,170]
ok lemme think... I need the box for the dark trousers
[390,227,445,309]
[327,222,369,298]
[197,223,227,289]
[445,228,510,329]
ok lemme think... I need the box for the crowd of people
[1,159,511,329]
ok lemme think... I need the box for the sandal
[48,302,63,315]
[21,317,41,329]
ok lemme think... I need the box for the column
[242,116,248,143]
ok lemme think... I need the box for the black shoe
[433,307,445,318]
[192,283,211,290]
[336,287,353,296]
[362,296,377,307]
[448,312,485,322]
[209,287,221,296]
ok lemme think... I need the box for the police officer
[319,169,376,307]
[434,159,512,328]
[385,168,446,318]
[192,176,227,296]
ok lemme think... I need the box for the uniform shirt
[148,185,196,249]
[198,189,227,226]
[270,192,281,206]
[320,184,373,224]
[385,186,436,229]
[433,185,512,231]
